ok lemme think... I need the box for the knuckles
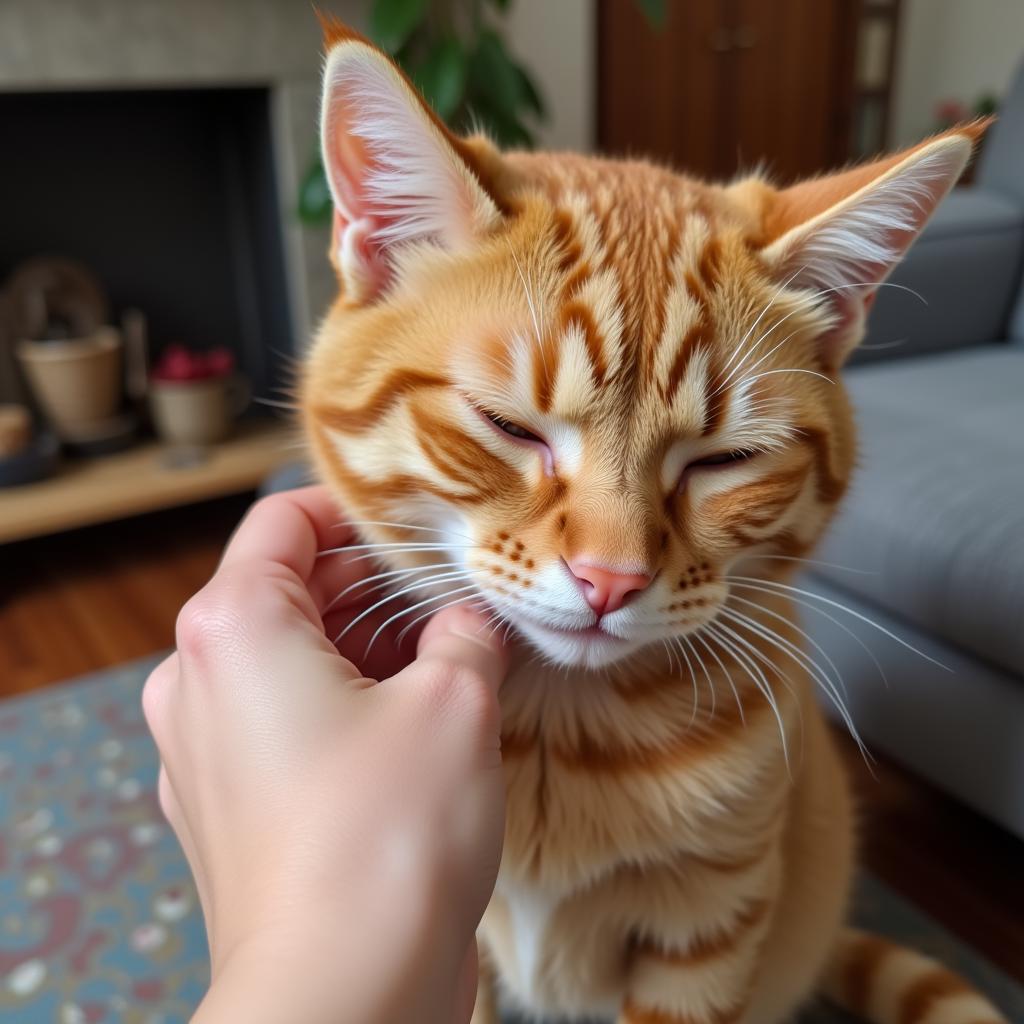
[411,659,501,744]
[174,590,242,663]
[175,563,317,665]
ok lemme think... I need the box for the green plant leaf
[512,61,545,118]
[466,93,535,148]
[415,36,467,121]
[488,0,512,9]
[636,0,667,29]
[370,0,429,54]
[975,93,998,117]
[297,154,333,227]
[468,29,525,122]
[489,110,535,148]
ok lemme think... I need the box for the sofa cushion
[815,346,1024,679]
[855,190,1024,364]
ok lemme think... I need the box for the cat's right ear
[318,20,501,303]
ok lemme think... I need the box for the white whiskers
[725,575,948,671]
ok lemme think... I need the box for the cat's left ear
[318,20,502,303]
[757,121,990,367]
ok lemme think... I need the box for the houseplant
[298,0,666,226]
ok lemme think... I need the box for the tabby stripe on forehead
[531,331,561,412]
[649,216,683,354]
[701,360,728,436]
[681,237,721,323]
[698,236,722,291]
[561,259,592,300]
[551,208,583,271]
[662,324,708,402]
[560,300,607,387]
[315,369,448,435]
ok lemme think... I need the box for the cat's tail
[820,927,1009,1023]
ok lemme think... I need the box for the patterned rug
[2,657,1021,1024]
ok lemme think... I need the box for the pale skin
[141,486,510,1024]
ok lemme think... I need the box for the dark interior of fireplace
[0,86,294,400]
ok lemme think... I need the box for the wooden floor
[3,501,1022,983]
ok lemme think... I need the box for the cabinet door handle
[734,25,758,49]
[708,28,733,52]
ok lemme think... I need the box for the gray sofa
[803,59,1024,839]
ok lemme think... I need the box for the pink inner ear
[332,211,389,297]
[325,104,373,223]
[324,105,395,298]
[815,286,879,371]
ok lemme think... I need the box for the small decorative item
[932,94,997,185]
[148,345,249,447]
[16,326,125,440]
[6,257,138,453]
[934,93,999,131]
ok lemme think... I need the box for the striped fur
[301,21,1004,1024]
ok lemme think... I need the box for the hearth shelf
[0,418,298,544]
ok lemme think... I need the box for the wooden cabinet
[598,0,898,184]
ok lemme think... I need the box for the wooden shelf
[0,418,300,544]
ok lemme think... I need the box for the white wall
[505,0,596,151]
[891,0,1024,146]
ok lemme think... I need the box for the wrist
[192,896,467,1024]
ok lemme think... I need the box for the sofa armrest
[853,188,1024,365]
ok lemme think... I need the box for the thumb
[415,604,510,696]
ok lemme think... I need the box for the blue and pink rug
[2,657,1021,1023]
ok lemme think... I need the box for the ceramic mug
[149,374,250,446]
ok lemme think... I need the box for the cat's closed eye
[480,408,546,445]
[689,449,760,468]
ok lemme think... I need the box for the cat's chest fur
[485,660,794,1017]
[495,658,791,878]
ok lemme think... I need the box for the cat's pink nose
[566,560,652,615]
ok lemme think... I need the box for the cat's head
[302,21,985,670]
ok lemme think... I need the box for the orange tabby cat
[300,19,1006,1024]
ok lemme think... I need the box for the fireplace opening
[0,86,295,401]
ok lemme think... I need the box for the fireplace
[0,0,361,539]
[0,87,293,399]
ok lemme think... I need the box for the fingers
[219,486,353,600]
[218,487,403,621]
[141,652,178,750]
[415,604,509,697]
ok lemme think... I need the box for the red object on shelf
[151,344,235,382]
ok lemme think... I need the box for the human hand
[142,487,509,1024]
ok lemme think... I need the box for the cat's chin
[513,618,648,669]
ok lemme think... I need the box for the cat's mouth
[509,613,646,668]
[533,622,626,643]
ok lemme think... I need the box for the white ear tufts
[321,43,498,255]
[765,137,971,296]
